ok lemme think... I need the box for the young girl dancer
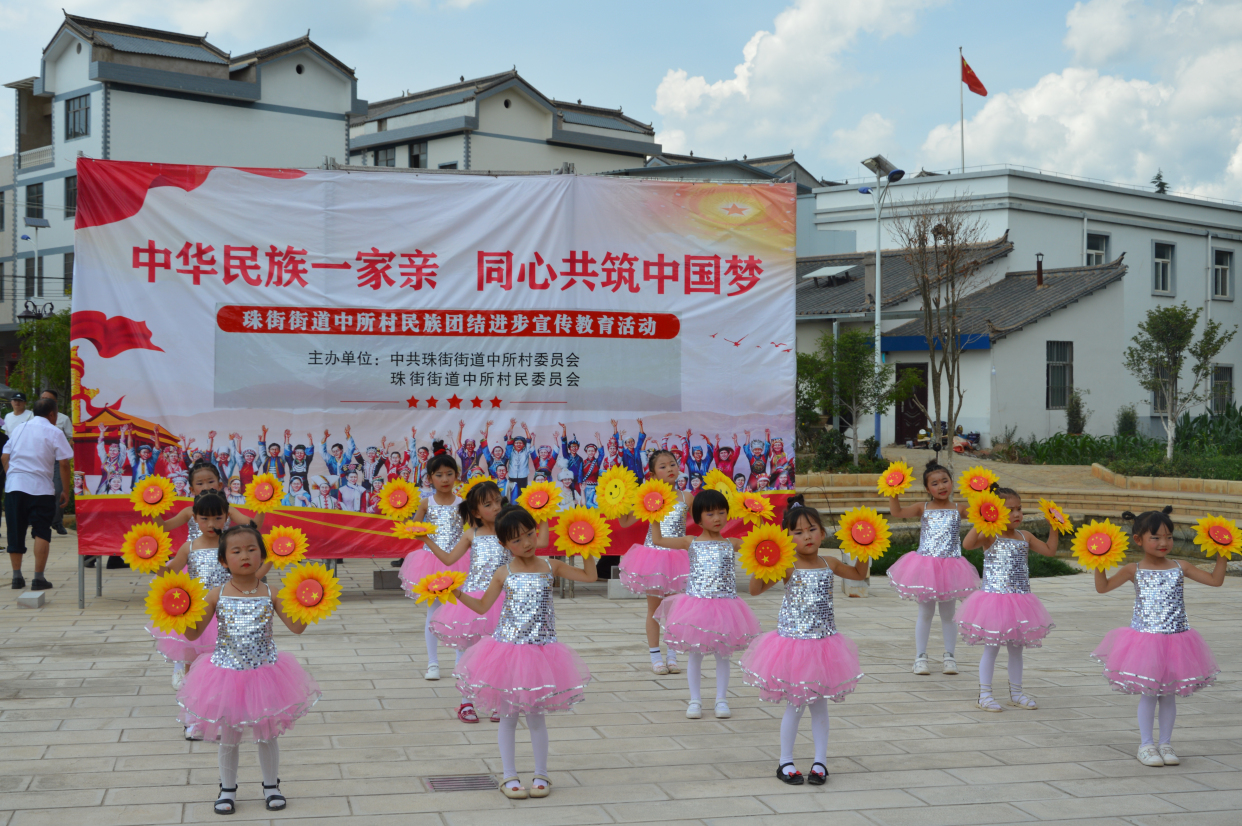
[617,449,691,675]
[1092,507,1223,767]
[958,485,1058,712]
[158,460,266,541]
[424,480,509,724]
[179,524,322,815]
[741,496,866,785]
[453,505,595,799]
[397,445,468,682]
[652,489,761,719]
[887,460,979,676]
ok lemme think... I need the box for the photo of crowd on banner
[83,418,794,509]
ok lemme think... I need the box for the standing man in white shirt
[3,393,32,436]
[40,391,73,536]
[3,398,72,590]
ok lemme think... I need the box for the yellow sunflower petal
[517,481,563,523]
[130,476,177,518]
[703,468,736,496]
[633,479,676,523]
[277,563,342,625]
[730,490,775,525]
[264,526,309,569]
[1038,498,1074,535]
[1071,519,1130,570]
[835,506,892,562]
[876,461,916,497]
[1192,515,1242,559]
[966,491,1011,538]
[411,570,468,606]
[455,474,494,501]
[596,466,640,520]
[959,466,1000,500]
[245,474,285,514]
[554,507,612,558]
[738,523,797,582]
[146,570,210,635]
[120,522,173,574]
[394,521,437,540]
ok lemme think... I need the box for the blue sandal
[263,781,286,811]
[214,785,237,815]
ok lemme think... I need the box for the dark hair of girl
[922,459,951,486]
[1123,506,1174,537]
[192,489,229,518]
[496,504,537,545]
[988,482,1019,500]
[217,522,267,565]
[426,449,460,478]
[781,493,825,533]
[190,460,222,485]
[692,488,731,524]
[459,480,504,527]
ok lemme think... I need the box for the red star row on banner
[406,395,504,409]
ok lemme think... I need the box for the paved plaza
[3,536,1242,826]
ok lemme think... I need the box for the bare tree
[889,192,991,468]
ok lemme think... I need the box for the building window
[439,161,458,170]
[409,142,427,169]
[65,94,90,140]
[1153,366,1171,415]
[376,118,388,132]
[1213,365,1234,414]
[25,257,43,298]
[1046,341,1073,410]
[26,183,43,220]
[374,147,396,167]
[1086,233,1108,266]
[63,251,74,296]
[1153,242,1174,293]
[1214,250,1232,299]
[0,191,5,230]
[64,175,77,219]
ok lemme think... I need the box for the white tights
[979,643,1023,694]
[498,712,548,779]
[1137,695,1177,746]
[915,600,958,657]
[425,603,441,666]
[779,699,829,769]
[217,737,279,800]
[687,652,730,702]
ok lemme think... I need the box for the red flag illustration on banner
[71,311,164,358]
[961,56,987,96]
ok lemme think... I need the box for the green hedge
[1109,455,1242,481]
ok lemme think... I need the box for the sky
[2,0,1241,199]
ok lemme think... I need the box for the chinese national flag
[961,56,987,96]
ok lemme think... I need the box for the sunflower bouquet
[553,507,611,558]
[730,490,776,526]
[264,525,309,569]
[703,468,738,498]
[966,490,1010,538]
[130,476,177,518]
[596,466,640,520]
[738,523,796,582]
[1071,520,1129,571]
[410,570,468,607]
[1192,515,1242,559]
[517,480,563,523]
[277,563,342,625]
[959,466,999,500]
[146,570,210,635]
[393,521,437,540]
[632,479,677,523]
[245,474,284,514]
[835,507,892,562]
[376,477,420,521]
[876,461,915,497]
[120,522,173,573]
[1038,498,1074,535]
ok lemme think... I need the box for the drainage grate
[426,774,499,792]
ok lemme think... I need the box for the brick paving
[2,533,1241,825]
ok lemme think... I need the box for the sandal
[458,703,479,724]
[490,712,501,723]
[1007,681,1038,710]
[500,776,528,799]
[666,660,680,674]
[214,785,237,816]
[652,662,670,675]
[807,762,828,786]
[529,774,551,798]
[777,762,804,785]
[262,781,286,811]
[976,686,1003,713]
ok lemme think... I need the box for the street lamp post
[17,299,56,396]
[857,155,904,458]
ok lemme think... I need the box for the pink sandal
[458,703,479,723]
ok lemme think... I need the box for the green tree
[9,308,72,403]
[1151,169,1169,194]
[1123,303,1236,460]
[796,351,827,451]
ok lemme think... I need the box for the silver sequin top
[645,500,688,545]
[187,547,231,589]
[776,566,837,639]
[1131,565,1190,634]
[461,533,511,592]
[425,497,464,550]
[685,539,738,599]
[981,533,1031,595]
[492,565,556,645]
[211,595,279,671]
[187,516,230,544]
[917,508,963,558]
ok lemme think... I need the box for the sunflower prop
[410,570,468,607]
[738,523,797,582]
[377,477,420,521]
[596,466,640,519]
[120,522,173,574]
[1039,498,1074,535]
[264,525,309,569]
[730,490,776,526]
[876,461,915,497]
[959,466,1000,501]
[130,475,177,518]
[703,468,737,497]
[633,479,677,523]
[393,521,437,540]
[245,473,284,514]
[517,480,563,523]
[1192,515,1242,559]
[554,507,612,558]
[1071,519,1129,571]
[456,474,493,501]
[145,570,210,635]
[835,507,893,562]
[278,563,343,625]
[966,490,1010,538]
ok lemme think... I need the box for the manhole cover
[425,774,499,792]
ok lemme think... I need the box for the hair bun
[1161,505,1174,515]
[1121,511,1137,520]
[785,493,805,510]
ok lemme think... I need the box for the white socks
[1138,695,1177,746]
[650,647,663,666]
[779,700,830,767]
[424,603,440,667]
[915,600,958,657]
[687,652,730,702]
[499,712,548,779]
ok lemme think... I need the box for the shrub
[1065,389,1091,435]
[1115,404,1139,437]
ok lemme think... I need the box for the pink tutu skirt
[956,590,1054,647]
[454,637,591,716]
[429,591,505,649]
[654,594,761,655]
[740,631,863,705]
[149,616,217,664]
[618,544,690,597]
[399,547,471,597]
[886,553,980,603]
[177,652,321,742]
[1092,627,1219,697]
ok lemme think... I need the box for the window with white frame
[26,183,43,219]
[1046,341,1073,410]
[1153,242,1174,293]
[1086,234,1108,266]
[1214,250,1232,299]
[1213,365,1234,413]
[374,147,396,167]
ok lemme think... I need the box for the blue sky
[2,1,1238,197]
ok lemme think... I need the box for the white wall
[257,52,354,114]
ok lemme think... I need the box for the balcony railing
[19,145,53,168]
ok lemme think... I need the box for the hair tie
[788,501,804,510]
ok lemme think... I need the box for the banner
[71,160,796,556]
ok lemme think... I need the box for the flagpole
[959,46,965,173]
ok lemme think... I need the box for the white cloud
[826,112,895,167]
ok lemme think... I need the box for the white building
[3,13,365,336]
[349,71,659,174]
[800,167,1242,445]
